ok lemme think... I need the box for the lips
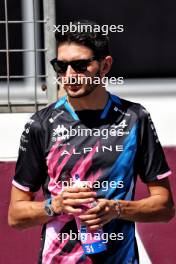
[67,84,82,91]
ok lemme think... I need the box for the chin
[65,83,98,98]
[67,91,88,98]
[65,85,89,98]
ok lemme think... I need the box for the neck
[67,86,109,111]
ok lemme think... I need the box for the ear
[99,56,113,77]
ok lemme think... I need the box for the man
[8,20,175,264]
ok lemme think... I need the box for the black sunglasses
[50,56,97,73]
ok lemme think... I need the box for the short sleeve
[137,106,171,183]
[12,113,47,192]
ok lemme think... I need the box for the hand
[78,199,120,230]
[51,186,97,216]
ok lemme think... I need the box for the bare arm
[79,178,175,229]
[118,178,175,222]
[8,185,96,229]
[8,186,52,229]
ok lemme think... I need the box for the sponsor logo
[19,145,26,152]
[60,145,124,156]
[49,110,64,123]
[142,109,159,143]
[52,125,70,142]
[25,118,35,134]
[113,106,131,116]
[20,134,28,143]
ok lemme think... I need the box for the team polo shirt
[12,93,171,264]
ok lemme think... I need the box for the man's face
[57,43,104,98]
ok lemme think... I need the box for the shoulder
[110,93,148,119]
[29,96,67,125]
[32,102,56,122]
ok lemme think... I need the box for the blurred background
[0,0,175,263]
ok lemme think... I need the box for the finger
[88,218,109,230]
[63,198,95,206]
[82,217,103,226]
[89,224,104,230]
[78,214,98,221]
[85,202,107,214]
[62,191,96,199]
[63,186,91,193]
[91,219,111,229]
[97,198,107,203]
[64,205,83,214]
[78,211,106,221]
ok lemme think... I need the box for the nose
[64,65,78,84]
[65,64,76,77]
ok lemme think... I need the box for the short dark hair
[55,20,110,59]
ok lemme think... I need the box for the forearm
[8,185,96,230]
[8,200,53,229]
[118,196,175,222]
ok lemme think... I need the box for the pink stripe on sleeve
[12,180,30,192]
[157,171,172,180]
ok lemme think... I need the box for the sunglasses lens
[71,61,88,72]
[51,57,96,73]
[54,61,68,73]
